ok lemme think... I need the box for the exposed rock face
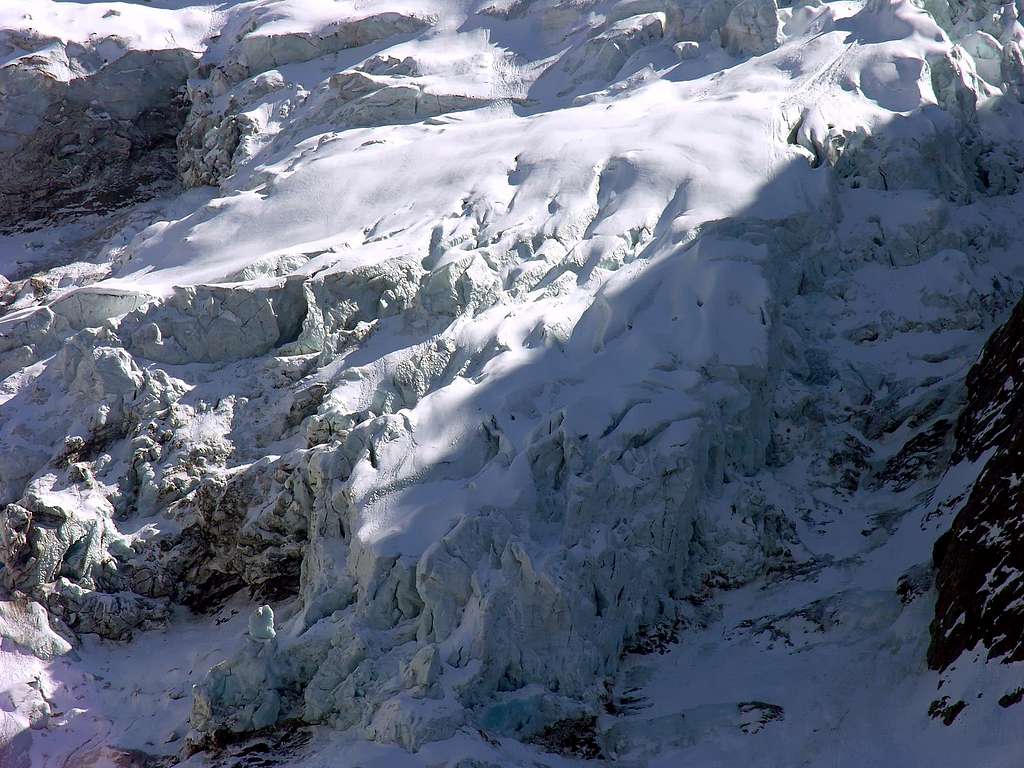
[0,37,194,229]
[929,295,1024,670]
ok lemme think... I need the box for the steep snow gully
[2,0,1024,765]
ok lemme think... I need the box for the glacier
[1,0,1024,765]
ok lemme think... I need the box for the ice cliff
[2,0,1024,765]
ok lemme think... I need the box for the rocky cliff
[930,295,1024,670]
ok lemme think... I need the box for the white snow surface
[2,0,1024,765]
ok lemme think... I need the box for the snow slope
[2,0,1024,765]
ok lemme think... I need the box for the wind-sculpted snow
[2,0,1024,765]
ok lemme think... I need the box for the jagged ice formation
[1,0,1024,765]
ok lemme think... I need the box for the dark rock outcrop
[0,44,194,231]
[929,296,1024,669]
